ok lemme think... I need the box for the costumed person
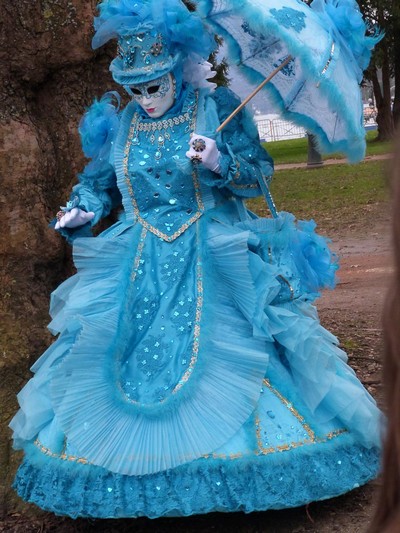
[10,0,383,519]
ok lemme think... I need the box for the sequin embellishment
[34,439,91,465]
[172,237,203,394]
[119,226,204,405]
[270,7,306,33]
[254,380,348,456]
[123,92,205,242]
[131,227,148,282]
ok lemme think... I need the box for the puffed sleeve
[205,87,274,198]
[52,92,122,242]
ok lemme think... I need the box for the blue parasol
[195,0,380,162]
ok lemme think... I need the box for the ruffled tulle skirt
[10,201,382,518]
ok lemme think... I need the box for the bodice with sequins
[123,88,205,242]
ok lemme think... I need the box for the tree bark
[373,5,395,140]
[393,6,400,128]
[369,65,394,142]
[0,0,118,516]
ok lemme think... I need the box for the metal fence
[255,113,377,143]
[255,117,306,142]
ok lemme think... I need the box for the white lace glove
[186,133,221,173]
[55,207,95,230]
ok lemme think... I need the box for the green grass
[262,130,393,165]
[340,338,360,353]
[247,159,389,232]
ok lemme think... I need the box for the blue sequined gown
[10,85,382,518]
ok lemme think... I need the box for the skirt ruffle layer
[14,438,380,519]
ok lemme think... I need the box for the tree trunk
[0,0,118,516]
[372,6,395,141]
[369,65,394,142]
[393,6,400,128]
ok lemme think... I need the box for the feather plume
[93,0,215,60]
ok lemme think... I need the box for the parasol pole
[216,55,293,133]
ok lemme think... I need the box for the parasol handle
[216,55,293,133]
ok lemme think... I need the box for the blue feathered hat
[92,0,216,85]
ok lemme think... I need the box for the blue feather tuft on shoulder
[79,91,120,162]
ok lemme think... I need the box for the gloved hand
[186,133,221,173]
[55,208,95,230]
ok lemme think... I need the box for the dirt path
[275,153,392,171]
[319,218,391,404]
[1,221,391,533]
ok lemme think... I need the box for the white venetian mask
[128,73,175,118]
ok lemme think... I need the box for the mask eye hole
[147,85,160,95]
[130,87,142,96]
